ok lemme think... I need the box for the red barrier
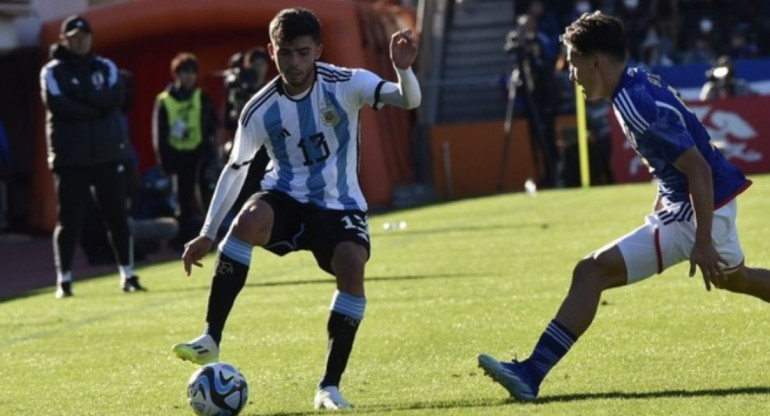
[612,95,770,183]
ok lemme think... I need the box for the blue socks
[219,235,252,266]
[329,290,367,320]
[525,319,577,386]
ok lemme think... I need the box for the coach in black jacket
[40,15,145,298]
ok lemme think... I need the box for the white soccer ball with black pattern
[187,362,249,416]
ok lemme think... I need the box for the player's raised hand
[688,238,728,291]
[390,28,418,70]
[182,236,213,276]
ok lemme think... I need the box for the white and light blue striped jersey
[611,66,750,207]
[232,61,385,211]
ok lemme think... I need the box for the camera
[705,57,733,84]
[504,29,524,53]
[504,14,537,55]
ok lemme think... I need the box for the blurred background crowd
[514,0,770,67]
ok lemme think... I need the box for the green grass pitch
[2,175,769,415]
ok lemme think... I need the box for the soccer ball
[187,362,249,416]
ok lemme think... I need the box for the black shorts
[255,190,370,275]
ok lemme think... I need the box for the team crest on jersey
[320,106,340,127]
[91,71,105,90]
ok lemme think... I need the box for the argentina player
[479,11,770,402]
[172,7,421,410]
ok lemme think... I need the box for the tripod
[498,49,546,191]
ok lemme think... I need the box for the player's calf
[721,266,770,302]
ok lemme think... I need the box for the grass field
[2,176,769,415]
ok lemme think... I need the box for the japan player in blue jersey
[479,11,770,402]
[171,7,421,409]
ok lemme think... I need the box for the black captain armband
[373,80,386,109]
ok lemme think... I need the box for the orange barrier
[30,0,415,232]
[430,120,537,198]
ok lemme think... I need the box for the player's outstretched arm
[379,29,422,109]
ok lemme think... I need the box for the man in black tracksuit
[40,15,146,298]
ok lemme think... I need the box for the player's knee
[334,246,366,270]
[231,204,272,243]
[332,243,367,277]
[571,258,610,290]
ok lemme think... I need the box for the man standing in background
[40,15,145,298]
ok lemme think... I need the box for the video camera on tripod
[497,14,556,191]
[503,13,538,57]
[504,29,531,55]
[502,15,539,91]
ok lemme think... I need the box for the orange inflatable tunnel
[30,0,416,232]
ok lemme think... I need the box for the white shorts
[616,198,744,283]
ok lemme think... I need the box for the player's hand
[688,237,727,291]
[182,236,213,276]
[390,28,418,70]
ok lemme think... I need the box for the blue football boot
[477,354,539,401]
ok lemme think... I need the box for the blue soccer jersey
[611,67,751,207]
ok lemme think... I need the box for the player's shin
[523,319,578,387]
[204,236,252,345]
[319,291,366,388]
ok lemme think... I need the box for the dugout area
[28,0,416,232]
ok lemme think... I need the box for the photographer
[223,47,269,131]
[220,47,271,237]
[699,55,756,101]
[505,14,560,188]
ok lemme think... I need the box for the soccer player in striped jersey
[172,7,421,410]
[479,11,770,402]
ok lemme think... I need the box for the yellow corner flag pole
[575,83,590,188]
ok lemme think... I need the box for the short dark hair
[171,52,198,76]
[561,11,627,62]
[269,7,321,45]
